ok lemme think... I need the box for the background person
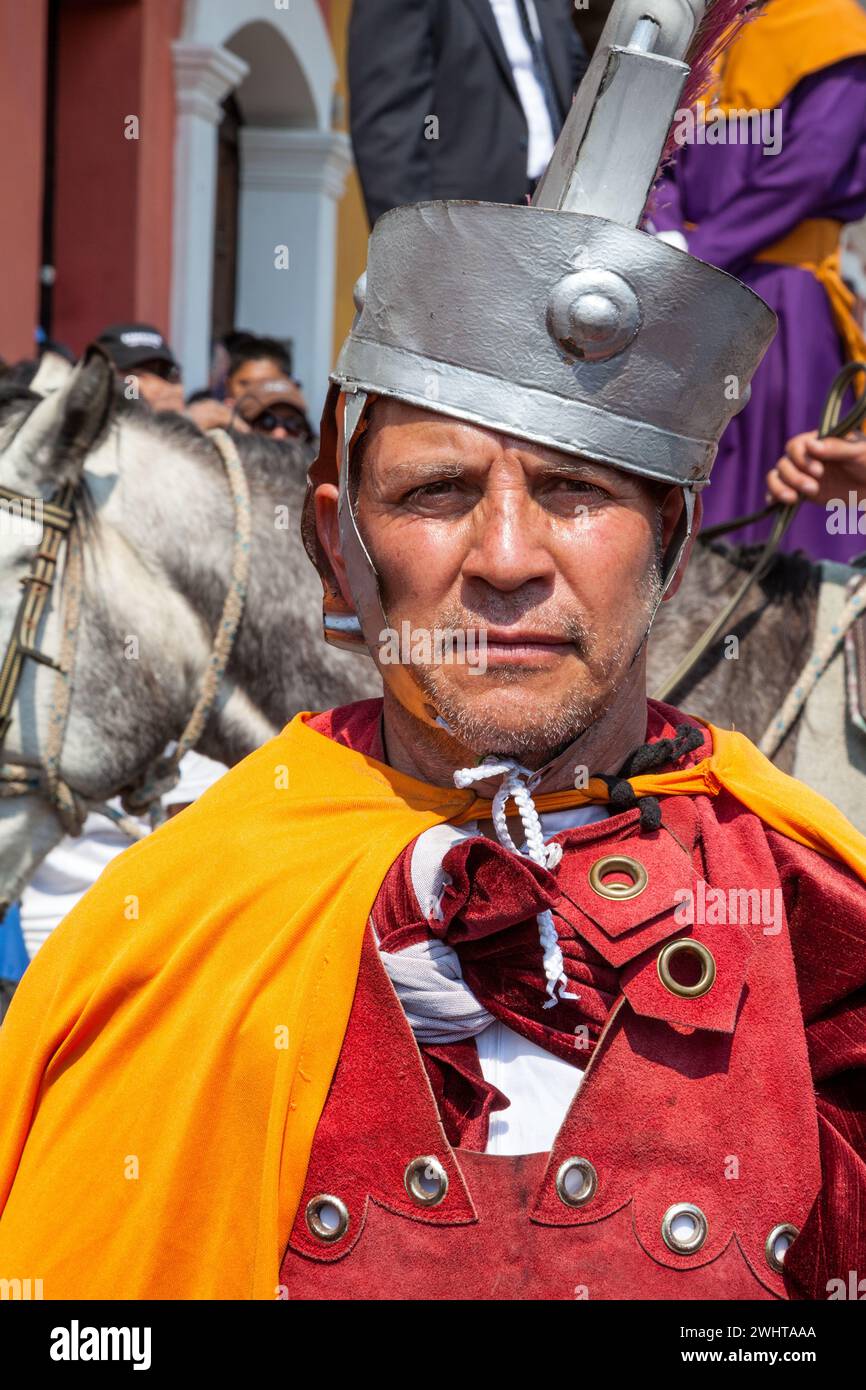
[348,0,587,226]
[234,378,314,444]
[649,0,866,563]
[95,320,232,432]
[95,322,184,413]
[224,333,295,404]
[182,333,303,434]
[767,427,866,512]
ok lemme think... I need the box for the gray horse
[0,350,379,911]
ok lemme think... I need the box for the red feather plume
[657,0,768,170]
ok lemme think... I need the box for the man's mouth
[480,629,572,667]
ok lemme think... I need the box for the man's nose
[461,489,555,591]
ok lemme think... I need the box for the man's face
[127,360,183,413]
[248,403,310,441]
[318,399,687,762]
[226,356,285,402]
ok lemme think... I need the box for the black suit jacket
[348,0,588,226]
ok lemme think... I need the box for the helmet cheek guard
[302,383,368,656]
[302,384,454,729]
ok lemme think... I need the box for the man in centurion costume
[1,0,865,1301]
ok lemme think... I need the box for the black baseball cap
[95,323,178,372]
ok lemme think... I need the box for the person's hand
[184,398,251,433]
[136,373,185,414]
[766,430,866,508]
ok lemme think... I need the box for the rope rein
[759,573,866,759]
[121,429,252,821]
[43,523,86,833]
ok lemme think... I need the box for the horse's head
[0,347,114,498]
[0,350,119,911]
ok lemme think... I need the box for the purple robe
[650,57,866,562]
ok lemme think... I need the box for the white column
[235,128,354,420]
[170,41,249,392]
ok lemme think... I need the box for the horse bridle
[0,482,76,743]
[654,361,866,707]
[0,478,83,835]
[0,426,251,857]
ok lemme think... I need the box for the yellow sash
[755,219,866,389]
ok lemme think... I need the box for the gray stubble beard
[411,563,663,764]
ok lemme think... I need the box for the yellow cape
[716,0,866,113]
[1,712,865,1299]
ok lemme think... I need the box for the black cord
[597,724,706,832]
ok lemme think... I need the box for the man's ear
[660,486,702,602]
[313,482,356,609]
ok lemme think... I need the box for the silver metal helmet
[302,0,776,728]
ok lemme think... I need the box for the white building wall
[172,0,351,413]
[235,128,350,414]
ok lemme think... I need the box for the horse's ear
[5,345,115,491]
[30,350,75,397]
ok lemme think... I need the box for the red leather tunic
[279,790,821,1300]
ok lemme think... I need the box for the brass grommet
[661,1202,708,1254]
[404,1155,449,1206]
[305,1193,350,1243]
[657,939,716,998]
[555,1156,598,1208]
[765,1222,799,1273]
[587,854,648,901]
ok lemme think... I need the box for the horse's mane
[113,392,214,455]
[112,393,314,487]
[702,537,821,604]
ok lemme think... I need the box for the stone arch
[171,0,351,407]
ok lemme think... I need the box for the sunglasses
[251,409,312,440]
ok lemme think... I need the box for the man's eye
[406,480,461,501]
[545,478,606,497]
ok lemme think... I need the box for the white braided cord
[453,758,575,1009]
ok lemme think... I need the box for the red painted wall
[7,0,333,362]
[0,0,48,363]
[52,0,181,354]
[134,0,183,336]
